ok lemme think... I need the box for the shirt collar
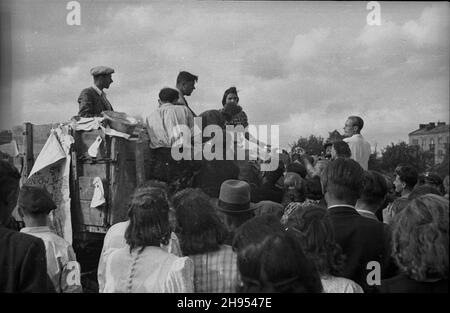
[20,226,52,234]
[356,209,376,216]
[92,85,103,96]
[327,204,356,210]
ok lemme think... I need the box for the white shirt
[20,226,82,293]
[356,209,378,221]
[343,134,371,170]
[146,102,194,149]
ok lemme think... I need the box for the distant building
[409,122,450,164]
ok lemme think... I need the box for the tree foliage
[379,142,434,173]
[289,135,325,156]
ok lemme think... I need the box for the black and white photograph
[0,0,448,300]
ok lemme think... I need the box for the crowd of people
[0,68,448,293]
[1,150,448,293]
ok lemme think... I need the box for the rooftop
[409,122,450,136]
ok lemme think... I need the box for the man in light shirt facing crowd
[343,116,371,170]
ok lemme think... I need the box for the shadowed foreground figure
[233,218,323,293]
[173,188,239,293]
[379,194,448,293]
[321,158,396,291]
[0,160,55,293]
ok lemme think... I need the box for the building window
[438,137,442,144]
[422,138,426,148]
[438,150,443,157]
[430,138,435,145]
[412,139,419,145]
[429,144,435,152]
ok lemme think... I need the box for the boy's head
[158,87,180,105]
[18,185,56,217]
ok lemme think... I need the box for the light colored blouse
[104,246,194,293]
[321,275,364,293]
[97,221,182,292]
[20,226,82,293]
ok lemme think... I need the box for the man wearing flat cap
[77,66,115,117]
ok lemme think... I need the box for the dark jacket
[327,206,397,291]
[77,87,113,117]
[378,273,448,293]
[0,227,55,292]
[193,160,240,198]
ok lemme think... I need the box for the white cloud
[289,28,330,64]
[6,1,449,153]
[403,3,450,48]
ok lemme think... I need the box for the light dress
[103,245,194,293]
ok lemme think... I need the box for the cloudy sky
[0,0,449,150]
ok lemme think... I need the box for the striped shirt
[189,245,239,293]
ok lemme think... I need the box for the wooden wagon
[3,122,152,291]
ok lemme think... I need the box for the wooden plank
[77,163,108,180]
[135,141,146,187]
[24,123,34,177]
[78,176,108,201]
[12,125,25,154]
[74,130,108,158]
[79,200,106,226]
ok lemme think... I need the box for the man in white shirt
[343,116,371,170]
[146,87,195,191]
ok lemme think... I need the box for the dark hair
[18,185,56,215]
[321,158,364,203]
[360,170,388,206]
[125,187,171,253]
[332,141,351,158]
[286,163,307,179]
[0,160,20,223]
[348,116,364,131]
[262,160,284,185]
[395,165,418,190]
[253,202,284,220]
[408,185,442,200]
[237,230,323,293]
[0,160,20,203]
[158,87,179,104]
[305,176,324,200]
[232,214,284,251]
[176,71,198,84]
[222,87,239,106]
[217,200,254,230]
[283,173,306,205]
[285,204,345,277]
[391,194,448,282]
[423,172,443,186]
[172,188,227,255]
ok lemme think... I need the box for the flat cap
[90,66,115,76]
[18,185,56,215]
